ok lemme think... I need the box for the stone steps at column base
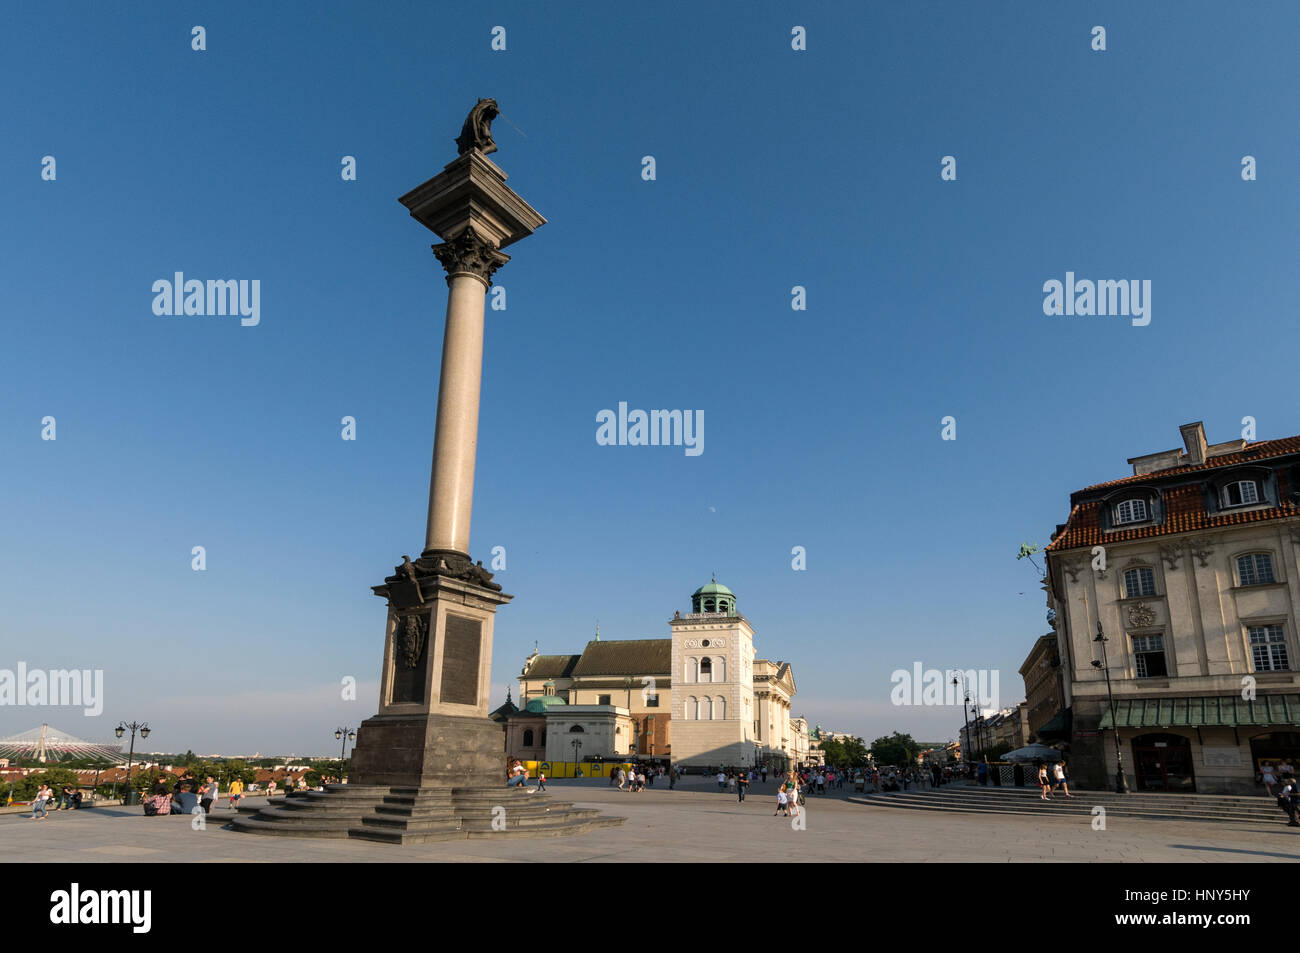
[228,782,626,843]
[851,795,1282,824]
[228,814,355,838]
[462,816,627,839]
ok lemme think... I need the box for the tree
[10,767,81,801]
[869,732,919,768]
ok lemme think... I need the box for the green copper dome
[691,578,737,614]
[524,695,567,713]
[692,581,735,597]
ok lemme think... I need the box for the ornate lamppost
[114,721,150,803]
[1092,621,1130,793]
[334,727,356,780]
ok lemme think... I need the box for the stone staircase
[229,783,624,844]
[850,784,1286,824]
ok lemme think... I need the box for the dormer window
[1114,498,1148,525]
[1222,480,1260,508]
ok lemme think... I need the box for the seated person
[172,782,200,815]
[144,786,172,816]
[507,760,530,787]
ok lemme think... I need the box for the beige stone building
[1045,422,1300,793]
[505,580,804,770]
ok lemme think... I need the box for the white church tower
[669,579,758,767]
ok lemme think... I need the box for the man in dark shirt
[737,771,749,803]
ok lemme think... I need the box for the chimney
[1179,421,1207,465]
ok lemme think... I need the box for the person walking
[774,785,788,816]
[1052,761,1072,797]
[1036,762,1052,799]
[1262,762,1278,796]
[29,784,51,820]
[716,770,726,792]
[617,767,626,791]
[760,766,768,784]
[737,770,749,803]
[200,775,218,813]
[669,766,677,790]
[227,776,245,810]
[537,770,547,792]
[1278,775,1300,827]
[785,773,801,818]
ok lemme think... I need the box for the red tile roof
[1049,436,1300,551]
[1082,435,1300,491]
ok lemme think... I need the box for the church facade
[503,581,803,769]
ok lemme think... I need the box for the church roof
[571,639,672,677]
[489,697,520,721]
[526,654,581,678]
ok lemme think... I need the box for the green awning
[1098,695,1300,729]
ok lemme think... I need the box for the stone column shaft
[425,272,488,554]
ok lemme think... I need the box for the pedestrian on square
[774,786,788,816]
[785,773,801,818]
[729,773,737,793]
[737,771,749,803]
[1278,776,1300,826]
[266,780,277,799]
[760,766,768,784]
[201,775,218,813]
[537,770,547,791]
[610,768,619,788]
[669,766,677,790]
[716,770,726,791]
[29,784,51,820]
[1261,762,1278,796]
[1052,761,1072,797]
[227,776,245,810]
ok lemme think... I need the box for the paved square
[3,778,1297,862]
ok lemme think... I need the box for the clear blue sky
[2,2,1298,756]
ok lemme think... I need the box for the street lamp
[1092,620,1131,794]
[952,674,972,775]
[571,738,583,777]
[114,721,150,803]
[334,727,356,781]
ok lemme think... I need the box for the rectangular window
[598,694,611,706]
[1114,499,1148,525]
[1223,481,1260,507]
[1132,634,1167,678]
[1250,624,1290,672]
[1124,567,1156,598]
[645,694,659,708]
[1238,552,1276,586]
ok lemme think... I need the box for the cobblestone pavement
[3,777,1296,862]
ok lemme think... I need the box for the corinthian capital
[431,226,510,287]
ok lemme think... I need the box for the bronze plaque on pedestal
[440,614,482,705]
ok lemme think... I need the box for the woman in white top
[1261,763,1277,796]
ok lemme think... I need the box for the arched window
[1114,498,1148,525]
[568,724,585,733]
[702,697,713,720]
[714,657,726,682]
[1123,567,1156,599]
[688,658,698,683]
[523,729,535,747]
[715,697,726,720]
[685,696,697,720]
[1238,552,1276,586]
[700,657,713,682]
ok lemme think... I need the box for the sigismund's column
[349,99,545,790]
